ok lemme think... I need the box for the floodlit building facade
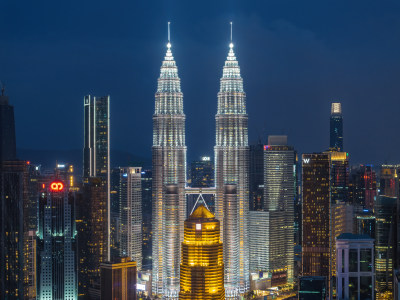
[330,102,343,151]
[179,205,225,300]
[152,39,187,298]
[214,41,249,298]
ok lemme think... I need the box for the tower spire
[230,21,233,42]
[167,21,171,49]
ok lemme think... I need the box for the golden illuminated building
[179,205,225,300]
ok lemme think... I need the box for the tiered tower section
[214,42,249,298]
[152,41,187,299]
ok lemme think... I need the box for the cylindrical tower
[214,41,249,298]
[179,205,225,300]
[152,40,187,298]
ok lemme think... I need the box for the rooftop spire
[167,21,171,49]
[230,22,233,49]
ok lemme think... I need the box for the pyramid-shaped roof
[189,204,215,220]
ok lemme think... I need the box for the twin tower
[152,30,249,299]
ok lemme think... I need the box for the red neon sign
[50,181,64,192]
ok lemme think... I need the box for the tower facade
[214,42,249,297]
[37,180,77,300]
[330,102,343,151]
[83,95,110,260]
[0,89,16,161]
[152,41,187,298]
[263,136,295,285]
[179,205,225,300]
[119,167,142,270]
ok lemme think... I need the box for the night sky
[1,0,400,166]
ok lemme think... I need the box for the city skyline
[1,1,400,165]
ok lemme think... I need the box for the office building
[179,205,225,300]
[249,210,269,272]
[119,167,142,269]
[329,151,349,203]
[152,39,187,298]
[299,276,327,300]
[83,94,111,260]
[330,102,343,151]
[302,153,331,279]
[37,179,77,299]
[190,156,214,188]
[259,135,295,285]
[375,195,396,298]
[0,160,30,299]
[249,141,264,211]
[214,40,249,297]
[354,209,375,238]
[100,257,137,300]
[78,177,108,298]
[336,233,374,300]
[349,165,376,209]
[141,169,152,269]
[110,167,121,261]
[0,87,16,161]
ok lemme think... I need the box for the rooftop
[336,233,374,240]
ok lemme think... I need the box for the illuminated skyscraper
[119,167,142,269]
[83,94,110,260]
[37,179,77,299]
[152,32,187,298]
[179,205,225,300]
[214,37,249,297]
[263,135,295,285]
[302,153,331,279]
[330,102,343,151]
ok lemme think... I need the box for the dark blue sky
[1,0,400,165]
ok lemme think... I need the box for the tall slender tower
[330,102,343,151]
[214,25,249,297]
[152,24,187,298]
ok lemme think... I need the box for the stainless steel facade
[214,43,249,297]
[152,42,187,298]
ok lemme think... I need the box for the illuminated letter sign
[50,181,64,192]
[303,158,310,164]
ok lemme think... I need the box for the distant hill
[17,148,151,173]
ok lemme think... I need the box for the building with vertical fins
[83,94,110,260]
[214,39,249,297]
[119,167,142,270]
[152,36,187,298]
[179,205,225,300]
[330,102,343,151]
[37,179,77,300]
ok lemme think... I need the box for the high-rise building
[0,160,30,299]
[141,169,152,270]
[37,179,77,299]
[329,151,349,203]
[214,40,249,297]
[249,141,264,211]
[77,177,108,299]
[349,165,377,209]
[302,153,331,280]
[375,195,396,298]
[110,167,121,261]
[258,135,295,285]
[179,205,225,300]
[152,38,187,298]
[83,94,111,260]
[100,257,137,300]
[299,276,327,300]
[119,167,142,269]
[354,209,375,238]
[330,102,343,151]
[190,157,214,188]
[249,210,269,272]
[336,233,374,300]
[0,87,16,161]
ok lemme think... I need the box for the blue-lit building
[37,180,77,299]
[330,102,343,151]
